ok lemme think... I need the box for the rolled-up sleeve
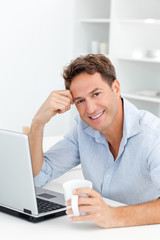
[34,123,80,187]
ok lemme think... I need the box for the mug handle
[71,195,80,216]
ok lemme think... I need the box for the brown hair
[63,54,117,90]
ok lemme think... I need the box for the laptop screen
[0,129,38,215]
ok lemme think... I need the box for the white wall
[0,0,76,136]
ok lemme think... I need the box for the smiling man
[29,54,160,228]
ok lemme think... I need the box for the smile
[89,110,105,120]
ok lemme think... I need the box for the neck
[102,98,123,147]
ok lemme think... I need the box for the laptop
[0,129,66,222]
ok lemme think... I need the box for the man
[29,54,160,228]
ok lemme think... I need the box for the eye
[93,92,101,97]
[76,99,84,105]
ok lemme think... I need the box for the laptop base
[0,205,66,223]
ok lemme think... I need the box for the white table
[1,180,160,240]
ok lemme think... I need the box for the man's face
[70,72,121,135]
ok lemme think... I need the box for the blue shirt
[34,98,160,205]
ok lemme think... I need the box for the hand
[65,187,117,228]
[33,90,73,126]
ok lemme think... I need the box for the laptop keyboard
[37,198,65,214]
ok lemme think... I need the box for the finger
[79,205,96,213]
[53,98,71,111]
[73,187,100,198]
[78,196,96,205]
[56,89,72,96]
[65,199,71,206]
[52,90,72,99]
[51,102,70,114]
[52,93,72,106]
[66,205,95,215]
[65,196,95,209]
[51,93,72,111]
[53,90,73,104]
[66,207,73,215]
[57,104,70,114]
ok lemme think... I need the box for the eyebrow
[73,88,104,102]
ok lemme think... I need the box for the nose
[85,99,97,115]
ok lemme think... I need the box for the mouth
[89,110,105,120]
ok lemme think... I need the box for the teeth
[90,112,103,119]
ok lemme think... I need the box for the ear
[112,79,120,95]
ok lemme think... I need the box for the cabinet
[73,0,111,56]
[73,0,160,117]
[110,0,160,116]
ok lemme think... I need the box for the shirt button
[107,174,110,178]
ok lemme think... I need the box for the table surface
[1,180,160,240]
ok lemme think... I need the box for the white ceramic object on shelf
[145,49,160,59]
[90,41,99,54]
[99,42,108,55]
[132,50,144,59]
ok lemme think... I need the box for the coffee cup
[63,179,92,217]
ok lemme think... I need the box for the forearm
[28,90,73,177]
[113,198,160,228]
[28,119,44,177]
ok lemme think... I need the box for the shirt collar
[122,98,141,140]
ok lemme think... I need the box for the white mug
[63,179,92,217]
[99,42,108,55]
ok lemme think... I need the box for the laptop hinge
[23,208,32,214]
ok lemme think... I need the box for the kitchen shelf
[122,93,160,103]
[118,56,160,63]
[80,18,111,23]
[119,19,160,24]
